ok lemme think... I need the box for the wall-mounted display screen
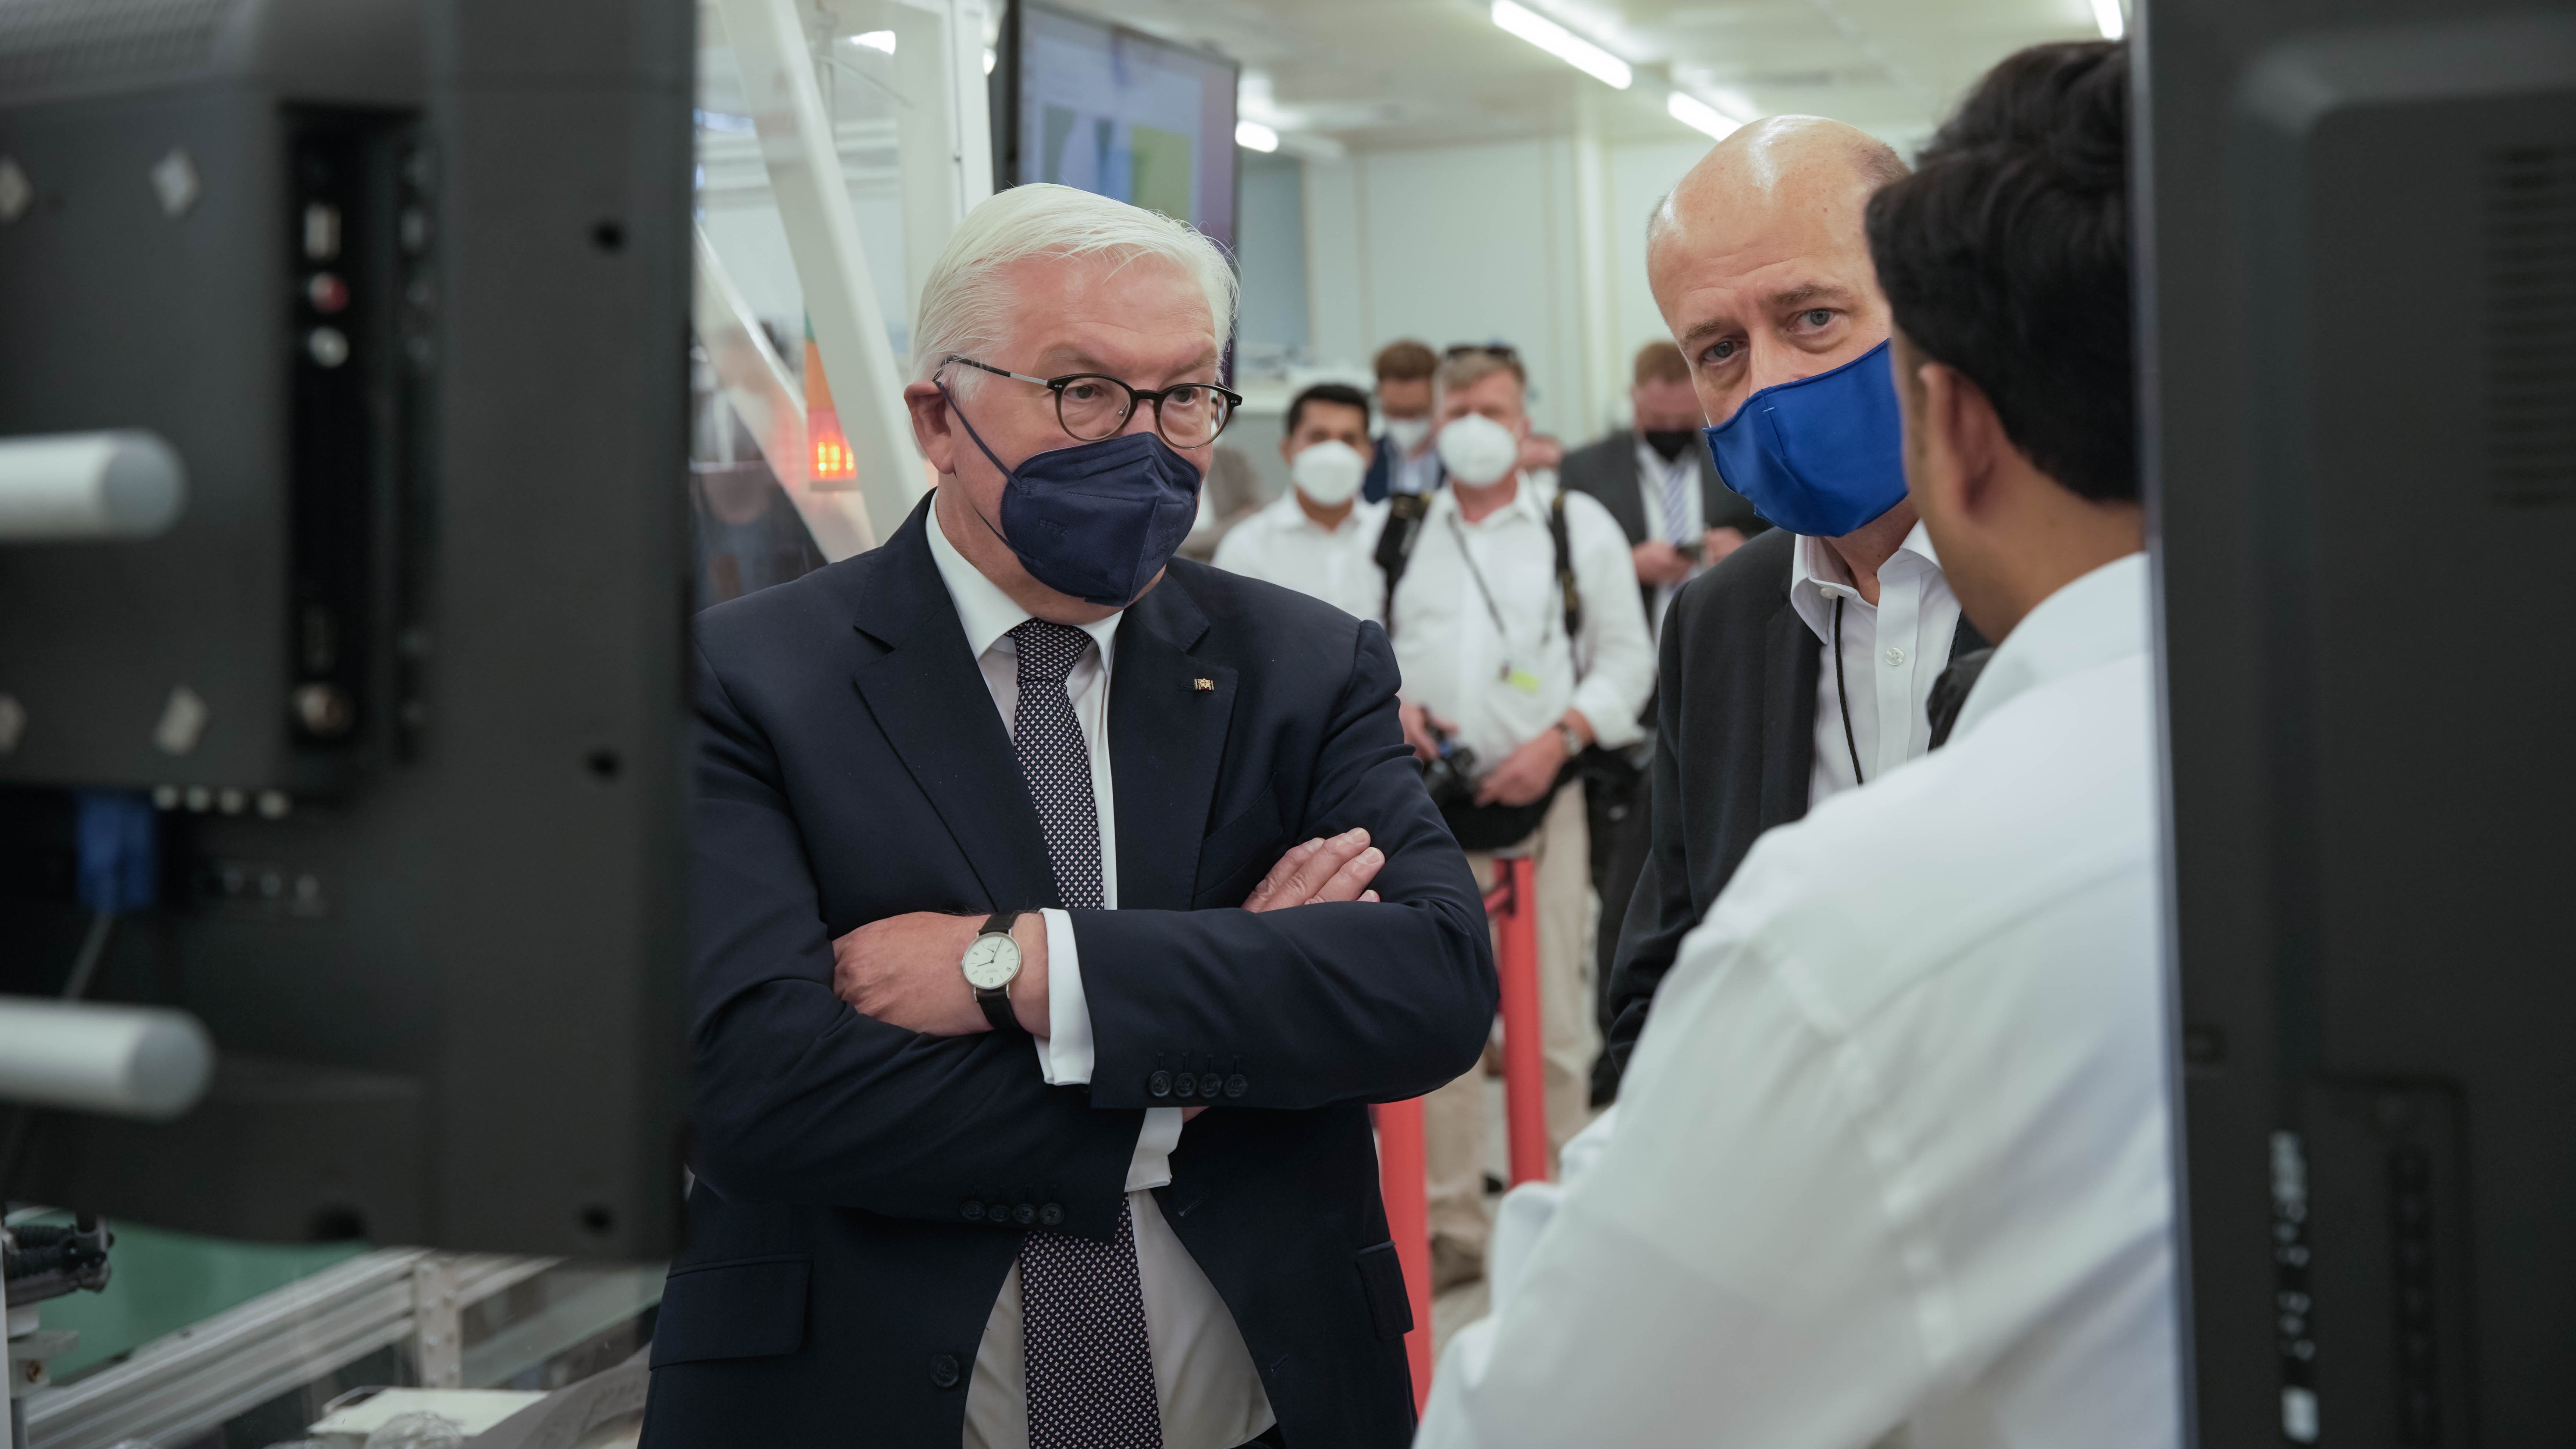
[1013,1,1239,255]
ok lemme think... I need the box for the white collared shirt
[1632,437,1706,639]
[1386,475,1655,771]
[925,505,1275,1449]
[1418,552,2178,1449]
[1388,432,1444,497]
[1789,522,1965,805]
[1210,490,1389,624]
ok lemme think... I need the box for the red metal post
[1493,854,1550,1187]
[1374,1096,1435,1408]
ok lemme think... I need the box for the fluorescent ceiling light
[1235,119,1280,153]
[853,29,895,53]
[1491,0,1631,90]
[1666,90,1741,141]
[2089,0,2124,39]
[983,47,997,74]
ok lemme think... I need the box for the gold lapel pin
[1191,677,1215,692]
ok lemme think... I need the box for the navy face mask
[1702,337,1909,539]
[940,382,1203,607]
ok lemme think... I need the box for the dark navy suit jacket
[639,498,1496,1448]
[1360,434,1442,504]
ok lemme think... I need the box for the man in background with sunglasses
[651,184,1496,1449]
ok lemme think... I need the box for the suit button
[1039,1202,1064,1226]
[1174,1073,1197,1099]
[929,1353,961,1389]
[1198,1072,1223,1098]
[1148,1070,1173,1098]
[1225,1074,1248,1098]
[961,1200,986,1222]
[1014,1203,1037,1226]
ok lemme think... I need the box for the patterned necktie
[1003,619,1163,1449]
[1659,453,1692,546]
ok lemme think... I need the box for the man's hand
[1399,700,1457,763]
[1476,728,1570,807]
[834,910,1048,1036]
[1631,539,1693,586]
[1244,828,1385,911]
[1702,525,1748,566]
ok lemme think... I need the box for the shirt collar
[1428,472,1543,530]
[1272,489,1375,535]
[1788,517,1943,644]
[1946,551,2150,743]
[925,490,1123,664]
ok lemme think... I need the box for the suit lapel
[1108,575,1236,911]
[846,503,1058,910]
[1760,598,1821,828]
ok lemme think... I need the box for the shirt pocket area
[648,1254,811,1368]
[1354,1241,1414,1343]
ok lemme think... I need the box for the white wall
[1300,134,1713,443]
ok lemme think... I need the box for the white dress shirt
[1209,491,1389,624]
[1416,552,2178,1449]
[1790,522,1964,807]
[925,510,1276,1449]
[1387,475,1655,771]
[1632,439,1706,640]
[1388,435,1444,497]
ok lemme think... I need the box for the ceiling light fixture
[1666,91,1741,141]
[1235,120,1280,153]
[1491,0,1632,90]
[2089,0,2125,40]
[853,29,895,53]
[983,47,997,75]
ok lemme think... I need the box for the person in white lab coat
[1211,382,1387,623]
[1415,40,2178,1449]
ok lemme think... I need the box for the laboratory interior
[0,0,2567,1445]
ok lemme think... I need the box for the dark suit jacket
[1361,433,1442,504]
[1593,526,1982,1099]
[643,499,1497,1448]
[1557,431,1769,617]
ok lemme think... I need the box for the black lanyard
[1447,512,1526,681]
[1833,594,1865,786]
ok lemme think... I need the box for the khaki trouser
[1425,780,1598,1258]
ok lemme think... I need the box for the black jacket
[642,499,1496,1448]
[1593,526,1981,1098]
[1556,431,1769,616]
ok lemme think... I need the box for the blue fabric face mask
[1701,338,1909,539]
[941,383,1204,607]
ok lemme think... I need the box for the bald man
[1588,116,1987,1103]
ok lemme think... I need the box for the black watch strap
[974,911,1026,1033]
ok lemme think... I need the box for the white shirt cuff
[1032,907,1094,1086]
[1127,1108,1183,1191]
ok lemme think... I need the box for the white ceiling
[1056,0,2115,155]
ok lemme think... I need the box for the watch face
[961,932,1021,991]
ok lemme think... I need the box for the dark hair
[1372,339,1439,383]
[1286,382,1373,438]
[1865,39,2136,502]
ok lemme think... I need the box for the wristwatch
[962,911,1027,1032]
[1553,721,1583,756]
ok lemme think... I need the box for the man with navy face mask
[649,184,1495,1449]
[1591,116,1987,1102]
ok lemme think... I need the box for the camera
[1418,722,1480,811]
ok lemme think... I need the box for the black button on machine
[1013,1203,1037,1226]
[1198,1073,1223,1099]
[1173,1072,1197,1098]
[1148,1070,1173,1098]
[1039,1202,1064,1226]
[1225,1074,1248,1098]
[929,1353,962,1389]
[961,1200,986,1222]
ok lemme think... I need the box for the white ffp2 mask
[1290,440,1368,507]
[1382,417,1431,453]
[1437,413,1520,486]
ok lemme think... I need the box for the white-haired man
[646,184,1496,1449]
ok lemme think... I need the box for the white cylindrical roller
[0,430,186,541]
[0,997,214,1119]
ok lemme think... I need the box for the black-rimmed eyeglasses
[940,355,1244,448]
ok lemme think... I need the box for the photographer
[1385,345,1653,1292]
